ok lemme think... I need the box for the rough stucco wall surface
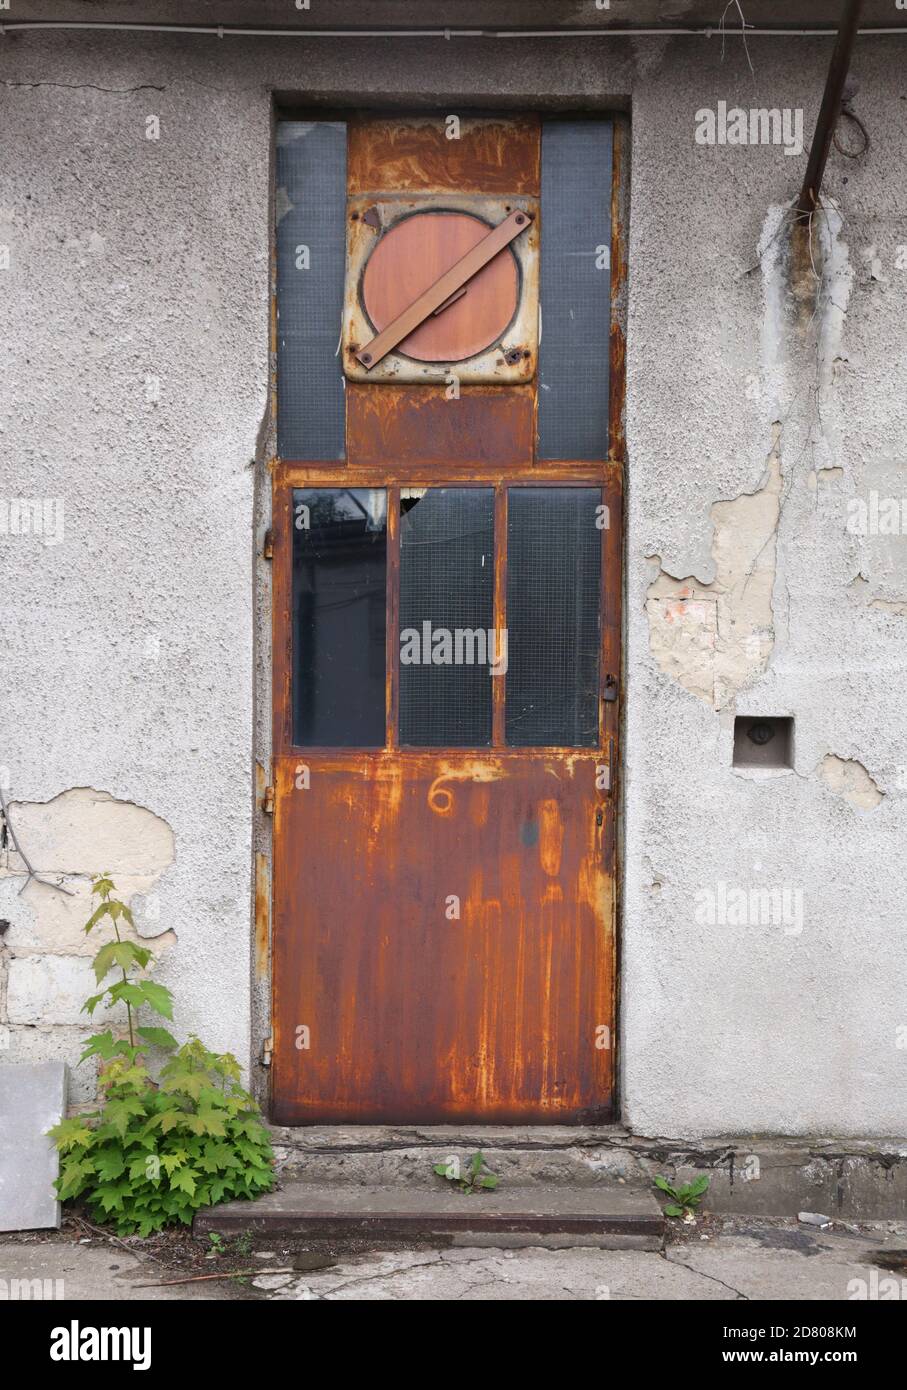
[0,31,905,1139]
[624,39,907,1138]
[0,37,271,1086]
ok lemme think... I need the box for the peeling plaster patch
[4,787,174,876]
[808,466,844,492]
[3,876,176,957]
[645,594,717,703]
[870,598,907,617]
[861,245,887,286]
[0,789,176,1073]
[646,437,782,708]
[817,755,884,811]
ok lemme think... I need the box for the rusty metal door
[270,115,623,1124]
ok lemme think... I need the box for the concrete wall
[0,29,905,1138]
[623,41,907,1138]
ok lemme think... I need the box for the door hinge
[260,1033,273,1067]
[262,785,275,815]
[603,673,619,703]
[262,529,273,560]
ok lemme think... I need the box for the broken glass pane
[399,488,495,747]
[506,487,601,747]
[292,488,386,746]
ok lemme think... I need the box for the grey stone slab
[195,1181,664,1250]
[0,1062,67,1231]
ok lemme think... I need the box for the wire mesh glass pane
[292,488,386,746]
[277,122,346,460]
[537,121,612,461]
[506,487,601,748]
[399,489,495,747]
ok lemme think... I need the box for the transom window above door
[275,115,614,464]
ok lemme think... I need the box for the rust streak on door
[272,749,613,1124]
[348,115,540,196]
[347,384,535,468]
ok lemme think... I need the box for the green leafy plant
[433,1151,499,1194]
[49,874,273,1236]
[654,1173,710,1219]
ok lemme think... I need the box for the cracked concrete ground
[3,1220,906,1301]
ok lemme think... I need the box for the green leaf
[78,1031,118,1063]
[92,1148,127,1182]
[103,1096,148,1140]
[128,1153,158,1182]
[81,991,109,1017]
[160,1069,208,1100]
[653,1175,677,1197]
[92,940,145,983]
[685,1175,710,1197]
[49,1119,94,1153]
[195,1110,227,1138]
[96,1183,128,1214]
[107,981,148,1008]
[478,1175,499,1190]
[170,1167,197,1198]
[83,901,113,934]
[205,1143,242,1172]
[57,1157,95,1198]
[137,1026,178,1051]
[99,1062,149,1092]
[158,1110,188,1134]
[663,1204,684,1218]
[137,981,174,1019]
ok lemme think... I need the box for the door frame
[253,109,630,1123]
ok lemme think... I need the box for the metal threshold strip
[1,23,906,39]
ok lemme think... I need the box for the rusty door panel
[346,384,535,469]
[347,115,540,196]
[272,752,613,1124]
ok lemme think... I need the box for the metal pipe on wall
[797,0,866,218]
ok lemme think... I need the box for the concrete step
[195,1182,665,1250]
[262,1125,907,1220]
[268,1124,645,1189]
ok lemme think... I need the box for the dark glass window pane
[276,121,346,460]
[292,488,386,746]
[506,488,601,747]
[538,121,613,461]
[399,489,495,747]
